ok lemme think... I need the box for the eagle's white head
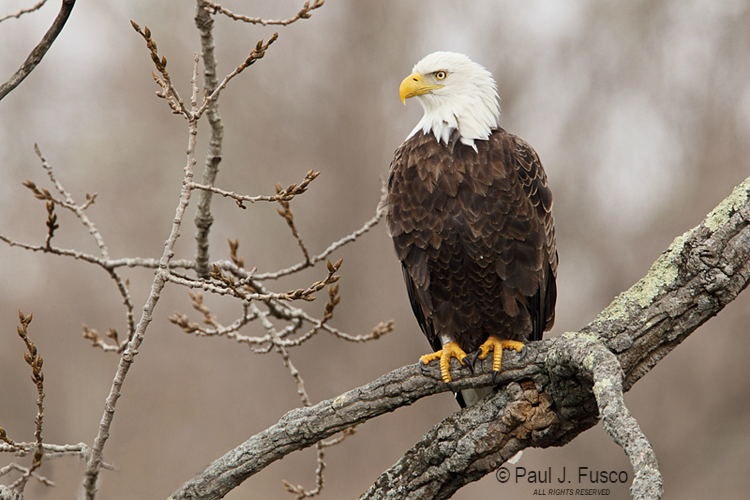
[400,51,501,148]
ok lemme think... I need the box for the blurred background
[1,0,749,498]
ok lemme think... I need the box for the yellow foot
[475,336,525,374]
[420,341,468,383]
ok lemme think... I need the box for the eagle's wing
[510,133,558,341]
[385,132,442,352]
[401,261,441,352]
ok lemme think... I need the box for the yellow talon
[476,336,525,373]
[420,341,468,383]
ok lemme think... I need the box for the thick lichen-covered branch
[170,175,750,500]
[168,355,528,500]
[362,175,750,500]
[547,333,662,500]
[582,176,750,390]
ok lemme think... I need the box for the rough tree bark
[169,175,750,500]
[193,1,224,279]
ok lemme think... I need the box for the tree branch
[253,185,388,281]
[169,175,750,500]
[81,85,202,500]
[0,0,47,24]
[0,0,76,102]
[546,333,662,499]
[200,0,325,26]
[193,0,223,278]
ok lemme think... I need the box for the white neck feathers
[407,52,501,149]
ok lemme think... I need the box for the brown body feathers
[385,128,557,356]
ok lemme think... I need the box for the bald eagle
[384,52,557,407]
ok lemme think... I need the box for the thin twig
[0,463,53,487]
[194,33,279,119]
[190,52,200,111]
[276,194,311,265]
[81,76,201,500]
[254,196,387,280]
[283,427,356,500]
[33,145,109,258]
[130,21,191,118]
[21,147,137,344]
[0,0,76,101]
[201,0,325,26]
[0,230,165,272]
[81,325,123,352]
[188,170,320,208]
[253,301,333,499]
[166,259,342,303]
[44,202,58,248]
[6,311,46,493]
[169,300,271,347]
[0,0,48,23]
[0,442,114,470]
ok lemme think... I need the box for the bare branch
[254,188,388,280]
[0,312,47,494]
[191,6,279,278]
[194,33,279,119]
[0,227,137,347]
[0,1,47,24]
[0,0,76,101]
[33,145,109,258]
[168,353,526,500]
[283,427,356,500]
[43,202,58,248]
[0,463,53,487]
[0,442,111,467]
[253,285,344,499]
[81,77,202,500]
[130,21,191,118]
[188,170,321,208]
[276,194,311,265]
[15,147,137,344]
[7,311,44,493]
[168,261,391,353]
[81,325,123,353]
[200,0,325,26]
[165,259,342,303]
[193,0,223,278]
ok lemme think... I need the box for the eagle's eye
[434,70,447,80]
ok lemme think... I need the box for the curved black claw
[446,381,456,393]
[518,345,528,361]
[492,370,500,385]
[419,360,431,374]
[465,357,475,375]
[471,349,483,369]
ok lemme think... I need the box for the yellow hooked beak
[399,72,443,104]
